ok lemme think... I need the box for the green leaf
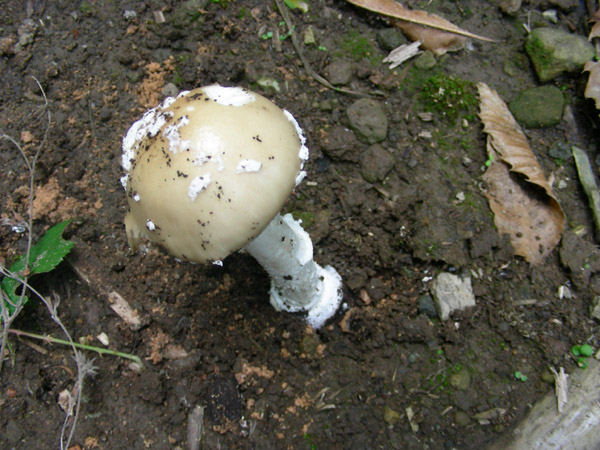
[283,0,309,13]
[2,220,73,313]
[579,344,594,357]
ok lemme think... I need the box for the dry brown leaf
[584,61,600,110]
[392,20,466,56]
[478,82,565,264]
[346,0,494,55]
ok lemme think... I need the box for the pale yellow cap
[121,85,308,263]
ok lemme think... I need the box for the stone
[303,26,316,45]
[321,124,359,162]
[430,272,476,320]
[347,98,388,144]
[414,50,436,70]
[590,296,600,321]
[499,0,522,14]
[4,420,24,444]
[449,370,471,390]
[383,406,403,425]
[360,144,395,183]
[324,60,354,86]
[377,28,406,51]
[15,18,37,52]
[508,85,564,128]
[559,231,600,290]
[454,411,472,427]
[548,142,572,161]
[417,295,437,318]
[525,28,595,82]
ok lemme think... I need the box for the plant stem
[9,328,143,367]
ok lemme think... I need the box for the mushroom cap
[121,85,308,263]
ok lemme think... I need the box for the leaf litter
[346,0,495,55]
[585,9,600,109]
[477,82,565,264]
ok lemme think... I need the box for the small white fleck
[298,143,309,162]
[212,260,223,267]
[191,127,224,171]
[122,107,169,174]
[146,219,156,231]
[236,159,262,173]
[203,85,256,107]
[96,332,109,346]
[283,109,307,146]
[295,170,306,187]
[188,174,211,201]
[161,96,176,110]
[283,109,309,172]
[133,192,141,202]
[163,115,191,154]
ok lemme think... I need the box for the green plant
[303,432,317,449]
[284,0,309,13]
[572,344,595,368]
[1,220,73,313]
[0,77,140,450]
[514,371,528,382]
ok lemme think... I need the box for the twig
[572,145,600,237]
[8,328,143,366]
[274,0,373,98]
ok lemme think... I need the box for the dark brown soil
[1,1,599,449]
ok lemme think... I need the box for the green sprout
[2,220,74,313]
[572,344,595,368]
[484,153,495,167]
[261,31,273,40]
[514,371,528,382]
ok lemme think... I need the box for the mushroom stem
[244,213,343,329]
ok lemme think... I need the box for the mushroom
[121,85,342,328]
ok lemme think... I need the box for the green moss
[524,35,553,72]
[291,211,315,229]
[78,0,94,14]
[339,30,381,65]
[419,73,477,123]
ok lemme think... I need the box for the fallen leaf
[392,20,467,55]
[584,61,600,110]
[478,82,565,264]
[346,0,495,55]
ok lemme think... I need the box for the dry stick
[572,145,600,237]
[274,0,372,98]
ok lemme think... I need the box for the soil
[1,0,600,449]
